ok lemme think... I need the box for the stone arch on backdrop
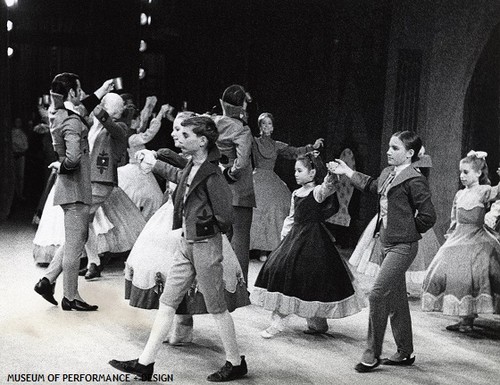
[423,3,500,239]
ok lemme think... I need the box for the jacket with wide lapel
[377,165,423,194]
[172,157,233,241]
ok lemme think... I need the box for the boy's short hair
[181,116,219,150]
[221,84,246,107]
[51,72,80,99]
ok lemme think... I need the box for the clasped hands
[135,149,157,174]
[326,159,353,178]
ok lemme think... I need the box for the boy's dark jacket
[153,148,234,241]
[351,165,436,243]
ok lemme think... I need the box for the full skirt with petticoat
[118,163,163,221]
[422,221,500,316]
[33,185,145,264]
[252,220,364,319]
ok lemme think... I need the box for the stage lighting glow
[147,16,152,25]
[139,68,146,79]
[7,47,14,56]
[139,40,147,52]
[5,0,18,8]
[140,13,148,25]
[7,20,13,31]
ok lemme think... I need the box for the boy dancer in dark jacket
[109,116,247,382]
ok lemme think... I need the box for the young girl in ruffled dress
[422,151,500,332]
[251,153,364,338]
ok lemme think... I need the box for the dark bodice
[293,192,335,224]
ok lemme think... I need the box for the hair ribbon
[467,150,487,159]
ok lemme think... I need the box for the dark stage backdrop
[2,0,391,242]
[141,0,392,242]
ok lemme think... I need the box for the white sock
[212,311,240,366]
[139,304,176,365]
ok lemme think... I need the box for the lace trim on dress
[250,287,365,319]
[422,292,496,315]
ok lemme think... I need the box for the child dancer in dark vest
[331,130,436,372]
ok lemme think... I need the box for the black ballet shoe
[109,358,154,381]
[354,358,381,373]
[381,356,415,366]
[34,278,58,306]
[61,297,98,311]
[84,263,101,280]
[207,356,247,382]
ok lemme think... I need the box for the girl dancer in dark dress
[251,153,364,338]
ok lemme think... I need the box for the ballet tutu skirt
[124,196,250,313]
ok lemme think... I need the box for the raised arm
[330,159,378,194]
[80,79,114,116]
[136,96,157,133]
[152,159,183,184]
[94,106,128,142]
[155,148,189,169]
[129,103,170,147]
[314,172,340,202]
[276,138,323,160]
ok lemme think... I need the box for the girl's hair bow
[467,150,488,159]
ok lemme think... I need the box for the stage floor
[1,208,498,385]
